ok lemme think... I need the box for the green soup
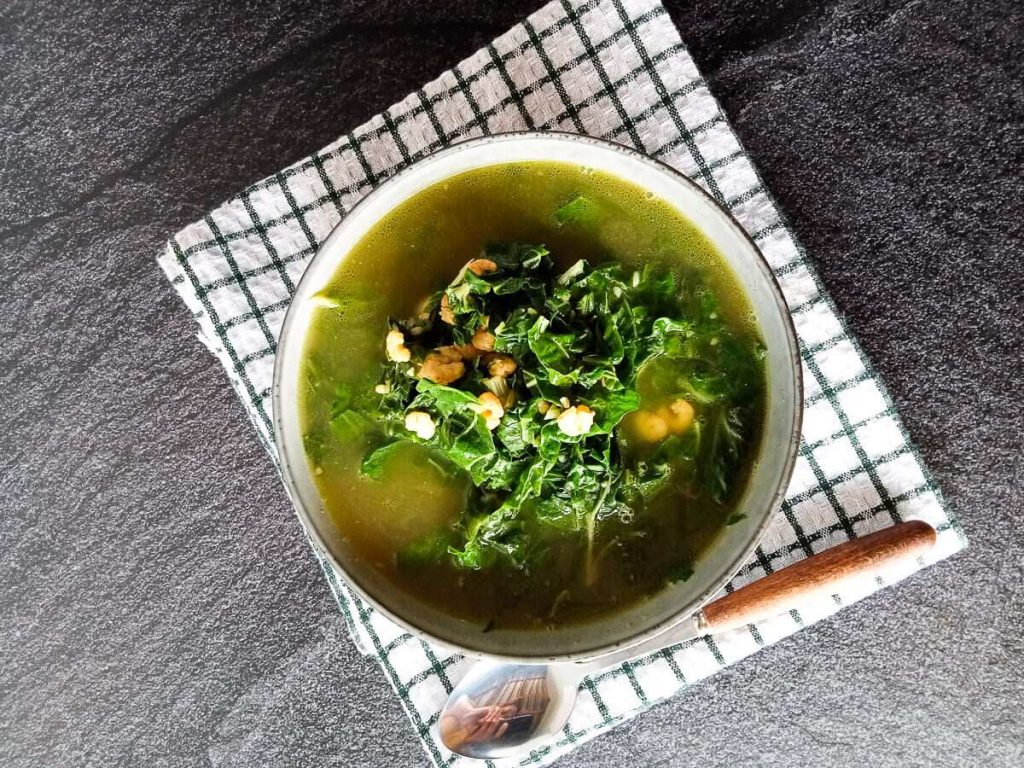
[299,161,765,631]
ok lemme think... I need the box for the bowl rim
[272,130,804,663]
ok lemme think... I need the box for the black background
[2,1,1021,766]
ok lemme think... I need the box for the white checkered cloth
[158,1,966,764]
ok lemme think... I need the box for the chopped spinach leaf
[344,242,763,579]
[360,441,404,481]
[554,194,600,227]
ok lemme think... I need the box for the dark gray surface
[1,0,1021,765]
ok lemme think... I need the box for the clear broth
[299,161,764,630]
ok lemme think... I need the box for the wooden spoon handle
[698,520,936,634]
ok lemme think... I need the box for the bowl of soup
[273,133,802,661]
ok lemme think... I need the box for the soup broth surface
[300,161,765,630]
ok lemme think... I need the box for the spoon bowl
[439,663,582,760]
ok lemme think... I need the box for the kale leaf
[353,242,764,576]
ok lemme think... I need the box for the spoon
[438,520,936,759]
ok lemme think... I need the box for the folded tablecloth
[158,1,967,764]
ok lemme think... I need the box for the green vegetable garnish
[554,194,601,227]
[355,242,763,582]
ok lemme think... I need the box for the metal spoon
[439,520,936,759]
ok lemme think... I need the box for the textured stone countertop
[1,1,1021,766]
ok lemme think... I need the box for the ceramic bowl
[273,132,802,662]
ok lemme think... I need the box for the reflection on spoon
[438,664,569,759]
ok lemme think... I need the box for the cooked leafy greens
[342,242,764,580]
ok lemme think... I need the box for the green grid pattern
[157,1,966,765]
